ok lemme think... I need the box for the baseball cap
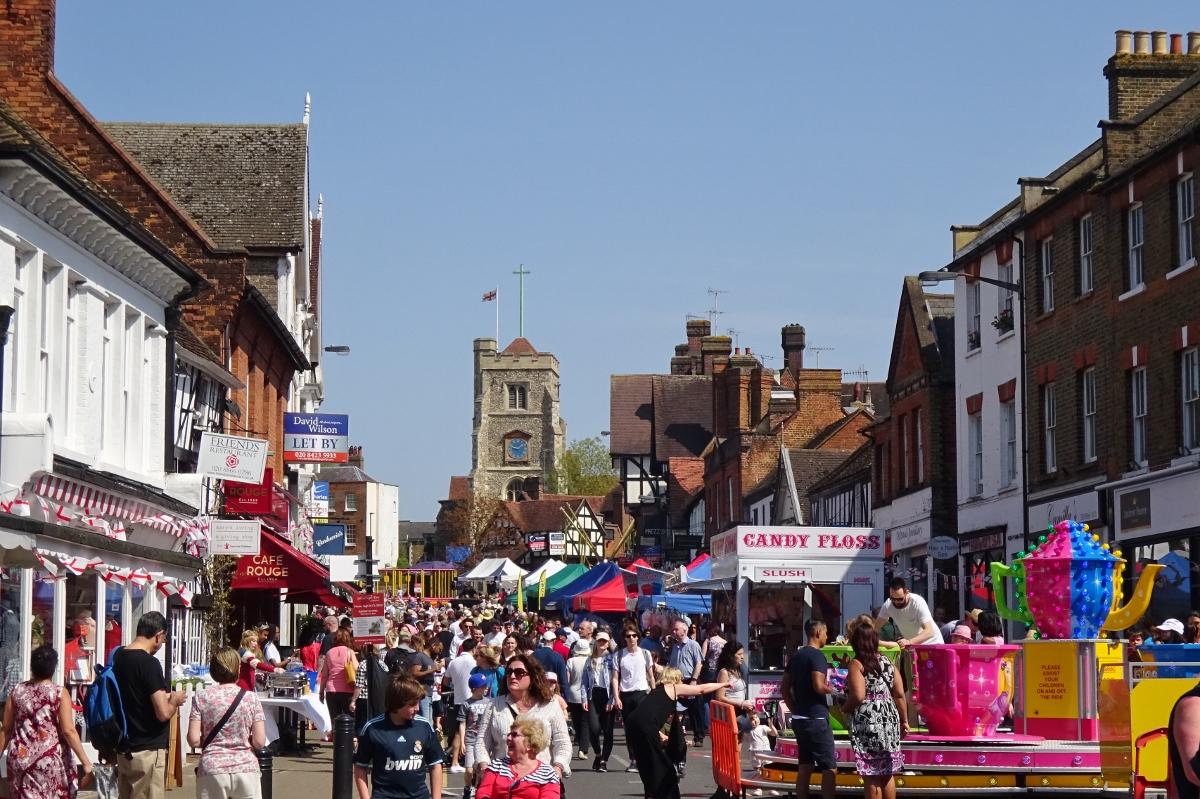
[468,673,490,691]
[595,630,611,642]
[572,640,592,656]
[542,630,557,642]
[555,627,569,638]
[1157,618,1186,635]
[545,672,558,682]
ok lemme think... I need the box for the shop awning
[0,525,39,567]
[288,588,351,608]
[636,593,712,615]
[231,528,330,593]
[670,576,733,593]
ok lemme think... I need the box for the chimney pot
[1152,31,1169,55]
[1172,33,1184,54]
[1115,30,1133,55]
[1189,32,1200,55]
[1134,31,1151,55]
[745,348,752,355]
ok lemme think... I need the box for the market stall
[506,562,586,607]
[379,561,457,600]
[573,568,635,613]
[690,525,883,706]
[541,562,621,612]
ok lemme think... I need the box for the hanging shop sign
[283,413,350,463]
[197,432,269,483]
[548,531,566,556]
[927,535,960,560]
[310,481,330,523]
[313,524,347,556]
[225,468,274,515]
[527,533,547,553]
[210,519,262,556]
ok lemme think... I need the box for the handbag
[196,689,246,774]
[666,715,688,763]
[344,656,357,685]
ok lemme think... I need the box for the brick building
[940,30,1200,623]
[318,446,399,568]
[867,277,958,619]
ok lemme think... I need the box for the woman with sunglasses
[612,626,655,773]
[580,632,615,772]
[471,654,571,784]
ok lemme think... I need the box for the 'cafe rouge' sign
[236,553,289,587]
[712,526,884,560]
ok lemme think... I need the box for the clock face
[507,438,529,462]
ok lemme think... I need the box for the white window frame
[39,262,57,413]
[1129,203,1145,289]
[1180,174,1195,267]
[344,523,357,547]
[344,492,358,512]
[64,278,78,443]
[1043,383,1057,474]
[1001,400,1017,488]
[997,261,1015,318]
[915,408,925,484]
[1079,215,1094,294]
[967,281,981,350]
[123,310,142,470]
[1132,367,1148,467]
[969,412,983,497]
[1040,237,1054,314]
[1082,368,1098,463]
[1183,348,1200,452]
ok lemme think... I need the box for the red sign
[352,593,387,645]
[235,553,291,588]
[225,468,274,515]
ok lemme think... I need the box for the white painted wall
[368,481,401,570]
[952,235,1026,560]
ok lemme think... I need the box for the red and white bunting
[126,569,152,587]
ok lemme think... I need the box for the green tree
[547,436,619,496]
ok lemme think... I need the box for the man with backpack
[110,611,186,799]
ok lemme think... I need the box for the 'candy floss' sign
[711,526,885,561]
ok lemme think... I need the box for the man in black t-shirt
[111,611,186,799]
[780,620,836,799]
[355,678,444,799]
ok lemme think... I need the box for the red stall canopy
[573,573,635,613]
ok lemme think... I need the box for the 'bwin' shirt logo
[384,757,425,771]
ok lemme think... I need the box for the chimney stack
[349,445,364,468]
[0,0,57,80]
[685,319,710,356]
[1105,29,1200,121]
[700,335,732,376]
[781,324,806,374]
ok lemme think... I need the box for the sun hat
[951,625,973,640]
[1157,618,1185,635]
[572,640,592,656]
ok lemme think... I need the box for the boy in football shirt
[355,678,444,799]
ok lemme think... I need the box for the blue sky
[55,3,1198,519]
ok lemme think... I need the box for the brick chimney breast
[781,324,806,374]
[686,319,711,357]
[349,445,364,468]
[700,335,732,376]
[1,0,56,78]
[1105,29,1200,121]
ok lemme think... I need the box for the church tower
[470,337,566,500]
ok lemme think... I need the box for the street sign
[352,593,386,645]
[209,520,261,555]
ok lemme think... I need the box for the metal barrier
[1133,727,1170,799]
[709,701,742,799]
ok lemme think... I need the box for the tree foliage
[547,436,619,497]
[437,491,503,566]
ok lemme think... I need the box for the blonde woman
[188,647,267,799]
[625,667,729,799]
[237,629,279,691]
[475,718,560,799]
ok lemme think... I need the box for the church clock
[506,437,529,462]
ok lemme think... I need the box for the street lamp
[323,345,350,355]
[918,246,1033,604]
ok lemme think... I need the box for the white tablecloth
[259,694,332,742]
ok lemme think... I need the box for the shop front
[707,525,883,708]
[1104,460,1200,623]
[873,488,961,621]
[0,515,200,710]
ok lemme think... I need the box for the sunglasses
[625,634,639,639]
[508,669,530,679]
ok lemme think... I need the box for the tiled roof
[448,476,470,502]
[103,122,308,250]
[174,318,222,366]
[653,376,713,459]
[317,464,377,484]
[609,375,654,455]
[501,337,539,355]
[785,448,858,521]
[398,521,437,541]
[504,495,604,534]
[808,442,872,495]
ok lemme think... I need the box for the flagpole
[495,285,500,343]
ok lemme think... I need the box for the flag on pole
[482,290,497,302]
[538,570,548,609]
[516,574,525,613]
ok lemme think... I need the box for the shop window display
[0,568,22,701]
[747,584,841,670]
[32,575,55,650]
[63,572,98,685]
[1135,539,1197,624]
[104,581,124,659]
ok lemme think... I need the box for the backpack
[85,649,128,756]
[386,647,418,677]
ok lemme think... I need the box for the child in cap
[457,672,492,798]
[544,671,569,714]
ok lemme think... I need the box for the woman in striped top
[476,718,560,799]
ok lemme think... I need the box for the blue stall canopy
[636,593,712,615]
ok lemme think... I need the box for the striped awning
[31,473,153,521]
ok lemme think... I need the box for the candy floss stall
[704,525,884,707]
[743,520,1193,796]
